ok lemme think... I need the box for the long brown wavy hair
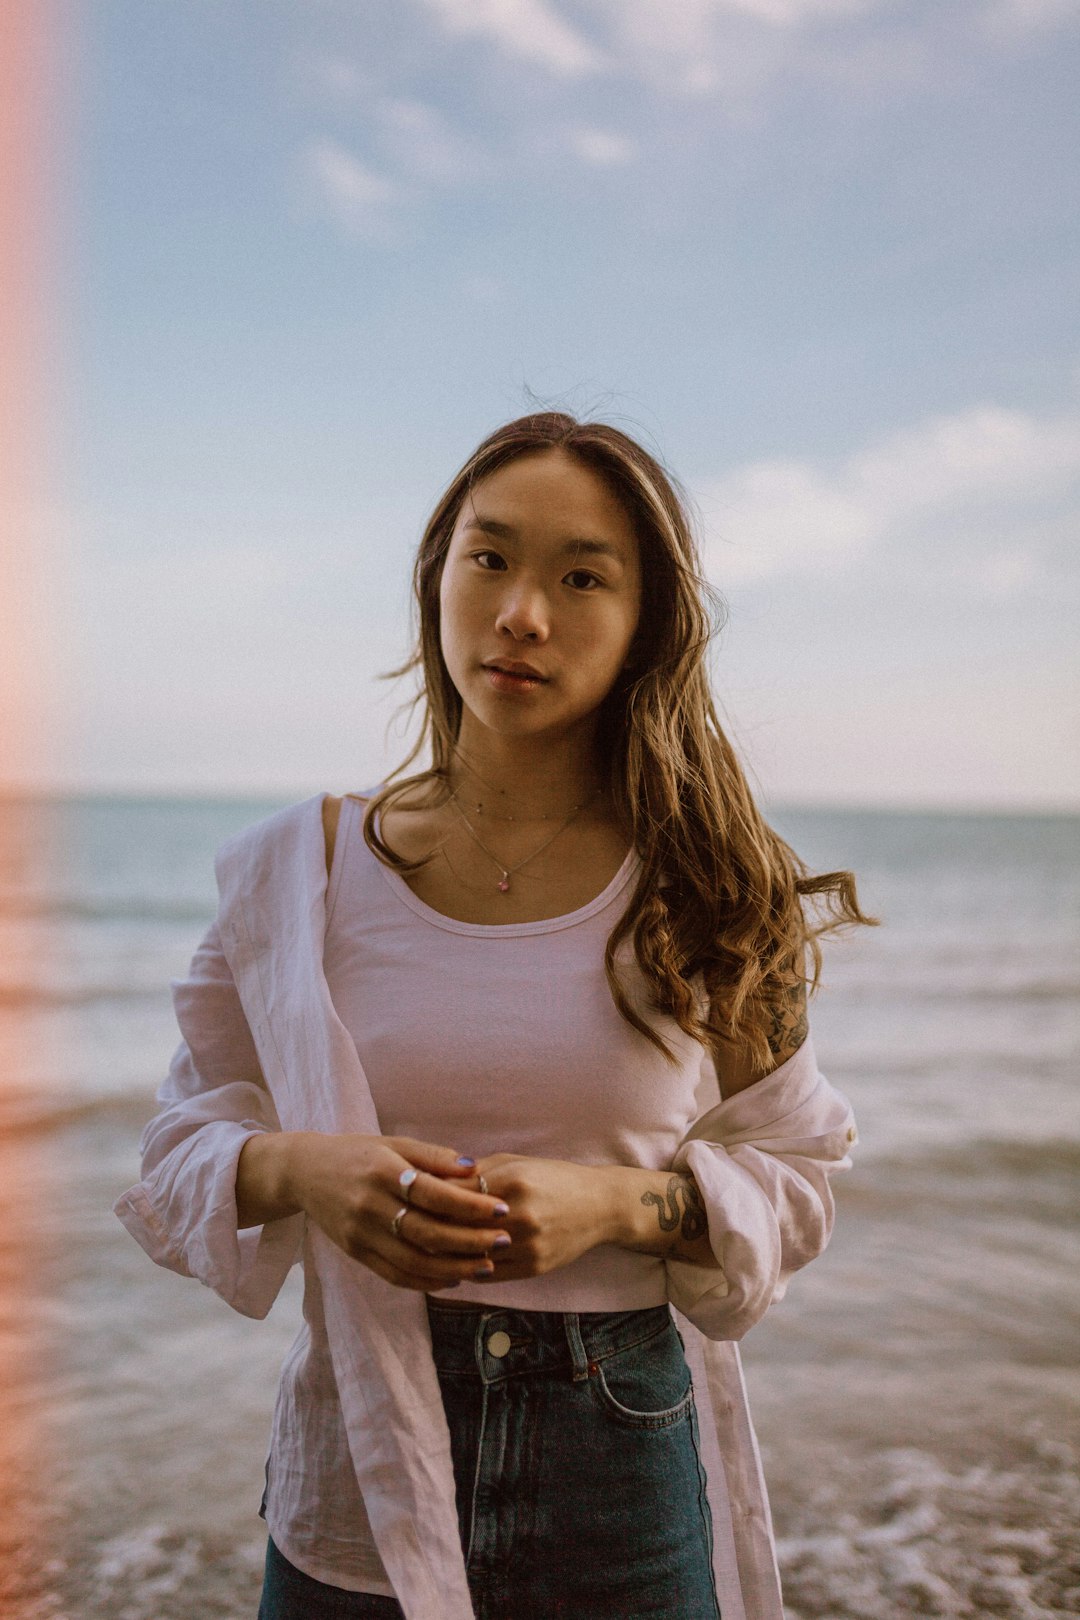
[362,411,877,1074]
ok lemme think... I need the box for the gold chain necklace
[448,754,602,823]
[447,785,599,893]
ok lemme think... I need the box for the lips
[483,661,548,680]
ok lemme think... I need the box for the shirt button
[486,1330,512,1358]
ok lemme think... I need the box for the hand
[285,1133,513,1292]
[462,1153,613,1282]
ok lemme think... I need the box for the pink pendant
[498,875,510,892]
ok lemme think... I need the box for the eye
[565,570,601,592]
[471,550,507,571]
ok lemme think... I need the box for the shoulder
[322,791,379,874]
[709,976,809,1100]
[373,778,450,862]
[217,793,326,870]
[322,794,344,873]
[213,793,334,911]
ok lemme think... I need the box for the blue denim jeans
[258,1298,721,1619]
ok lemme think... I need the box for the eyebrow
[462,516,626,566]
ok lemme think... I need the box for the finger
[395,1205,509,1259]
[362,1209,498,1279]
[357,1246,470,1293]
[382,1217,499,1283]
[402,1251,497,1285]
[443,1169,505,1208]
[400,1168,509,1225]
[388,1137,481,1179]
[390,1200,504,1260]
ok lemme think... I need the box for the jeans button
[486,1330,512,1358]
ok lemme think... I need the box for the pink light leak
[0,3,68,1610]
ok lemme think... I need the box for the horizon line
[1,782,1077,819]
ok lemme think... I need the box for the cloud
[313,0,1077,134]
[584,0,1073,103]
[302,139,398,236]
[983,0,1080,35]
[703,0,878,24]
[565,126,637,164]
[298,107,485,242]
[581,0,896,102]
[594,0,887,53]
[301,55,375,104]
[698,403,1080,590]
[417,0,604,76]
[699,461,872,580]
[375,98,487,184]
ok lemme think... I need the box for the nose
[494,579,550,643]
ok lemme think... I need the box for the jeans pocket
[590,1320,695,1430]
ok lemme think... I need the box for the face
[438,447,643,748]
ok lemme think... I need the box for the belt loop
[563,1312,591,1382]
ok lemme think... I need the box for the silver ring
[477,1173,489,1196]
[398,1167,419,1204]
[391,1205,408,1239]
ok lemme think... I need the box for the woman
[115,412,873,1620]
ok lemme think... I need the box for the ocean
[0,795,1077,1619]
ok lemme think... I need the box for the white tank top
[323,793,710,1311]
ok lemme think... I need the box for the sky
[21,0,1080,808]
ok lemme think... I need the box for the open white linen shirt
[113,793,858,1620]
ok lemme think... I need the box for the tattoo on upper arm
[764,978,808,1061]
[641,1175,708,1244]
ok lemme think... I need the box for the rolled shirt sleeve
[664,1033,857,1341]
[113,918,305,1319]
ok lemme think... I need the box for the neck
[447,724,606,817]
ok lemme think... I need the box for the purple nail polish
[493,1234,511,1248]
[493,1201,510,1216]
[456,1156,476,1167]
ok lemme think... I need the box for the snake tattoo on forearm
[640,1174,709,1246]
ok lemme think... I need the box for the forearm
[235,1131,308,1228]
[594,1165,715,1267]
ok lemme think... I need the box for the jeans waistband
[423,1299,675,1385]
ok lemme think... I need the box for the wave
[821,973,1080,1004]
[839,1137,1080,1219]
[870,1136,1080,1177]
[0,982,169,1010]
[772,1438,1079,1620]
[0,894,214,924]
[914,978,1080,1003]
[0,1087,159,1136]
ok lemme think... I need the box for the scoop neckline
[348,792,640,937]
